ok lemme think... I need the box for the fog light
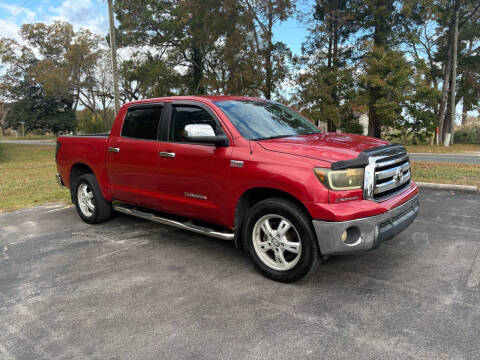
[342,226,362,246]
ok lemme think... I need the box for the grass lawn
[411,161,480,188]
[405,144,480,154]
[0,143,70,212]
[0,135,56,141]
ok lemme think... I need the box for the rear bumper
[312,195,419,256]
[56,174,64,187]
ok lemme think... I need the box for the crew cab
[56,96,419,282]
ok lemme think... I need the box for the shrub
[454,126,480,144]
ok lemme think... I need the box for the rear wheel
[73,173,112,224]
[243,198,319,283]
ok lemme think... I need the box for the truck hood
[258,132,389,164]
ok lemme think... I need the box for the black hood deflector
[330,144,407,170]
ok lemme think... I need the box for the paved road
[0,139,55,146]
[1,190,479,359]
[409,153,480,164]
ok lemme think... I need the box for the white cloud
[48,0,109,35]
[0,0,114,42]
[0,2,35,22]
[0,2,36,41]
[0,20,21,41]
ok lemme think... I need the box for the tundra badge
[184,192,207,200]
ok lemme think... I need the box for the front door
[156,103,233,227]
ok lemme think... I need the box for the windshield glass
[214,100,320,140]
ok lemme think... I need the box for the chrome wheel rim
[252,214,302,271]
[77,183,95,217]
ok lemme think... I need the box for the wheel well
[234,188,312,249]
[69,163,94,199]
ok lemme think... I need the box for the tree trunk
[264,0,274,100]
[367,3,387,139]
[326,20,336,132]
[191,45,205,94]
[461,98,468,126]
[331,12,339,133]
[447,1,459,145]
[461,40,473,127]
[0,107,8,137]
[438,10,455,143]
[264,43,272,100]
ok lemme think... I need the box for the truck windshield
[214,100,320,140]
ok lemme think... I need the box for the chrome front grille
[373,153,411,200]
[363,146,411,201]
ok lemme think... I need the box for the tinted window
[121,107,163,140]
[214,100,320,140]
[171,106,224,142]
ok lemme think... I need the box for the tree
[202,0,263,95]
[354,0,422,138]
[78,52,116,131]
[434,0,480,144]
[243,0,294,99]
[21,22,103,112]
[296,0,359,132]
[0,21,104,134]
[116,0,225,94]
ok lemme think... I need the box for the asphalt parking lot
[1,189,479,359]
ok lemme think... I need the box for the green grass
[405,144,480,154]
[0,135,56,140]
[0,143,70,212]
[411,162,480,187]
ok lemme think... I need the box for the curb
[417,182,478,193]
[409,152,480,157]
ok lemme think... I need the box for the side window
[121,106,163,140]
[171,106,224,143]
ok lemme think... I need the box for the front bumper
[312,195,419,256]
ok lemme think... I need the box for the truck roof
[123,95,265,107]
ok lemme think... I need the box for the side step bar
[113,205,234,241]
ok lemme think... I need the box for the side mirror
[183,124,229,147]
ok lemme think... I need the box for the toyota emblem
[393,169,403,184]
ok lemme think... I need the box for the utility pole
[108,0,120,114]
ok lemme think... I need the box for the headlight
[314,168,364,190]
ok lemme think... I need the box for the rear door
[156,102,233,227]
[106,103,167,209]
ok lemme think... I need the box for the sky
[0,0,312,55]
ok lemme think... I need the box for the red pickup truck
[56,96,419,282]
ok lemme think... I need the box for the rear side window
[121,106,163,140]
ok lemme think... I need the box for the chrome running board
[113,204,234,241]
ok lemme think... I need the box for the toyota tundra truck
[56,96,419,282]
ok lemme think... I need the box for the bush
[454,126,480,144]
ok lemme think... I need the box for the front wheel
[243,198,319,283]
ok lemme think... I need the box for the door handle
[159,151,175,158]
[108,147,120,153]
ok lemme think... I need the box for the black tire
[72,173,112,224]
[243,198,319,283]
